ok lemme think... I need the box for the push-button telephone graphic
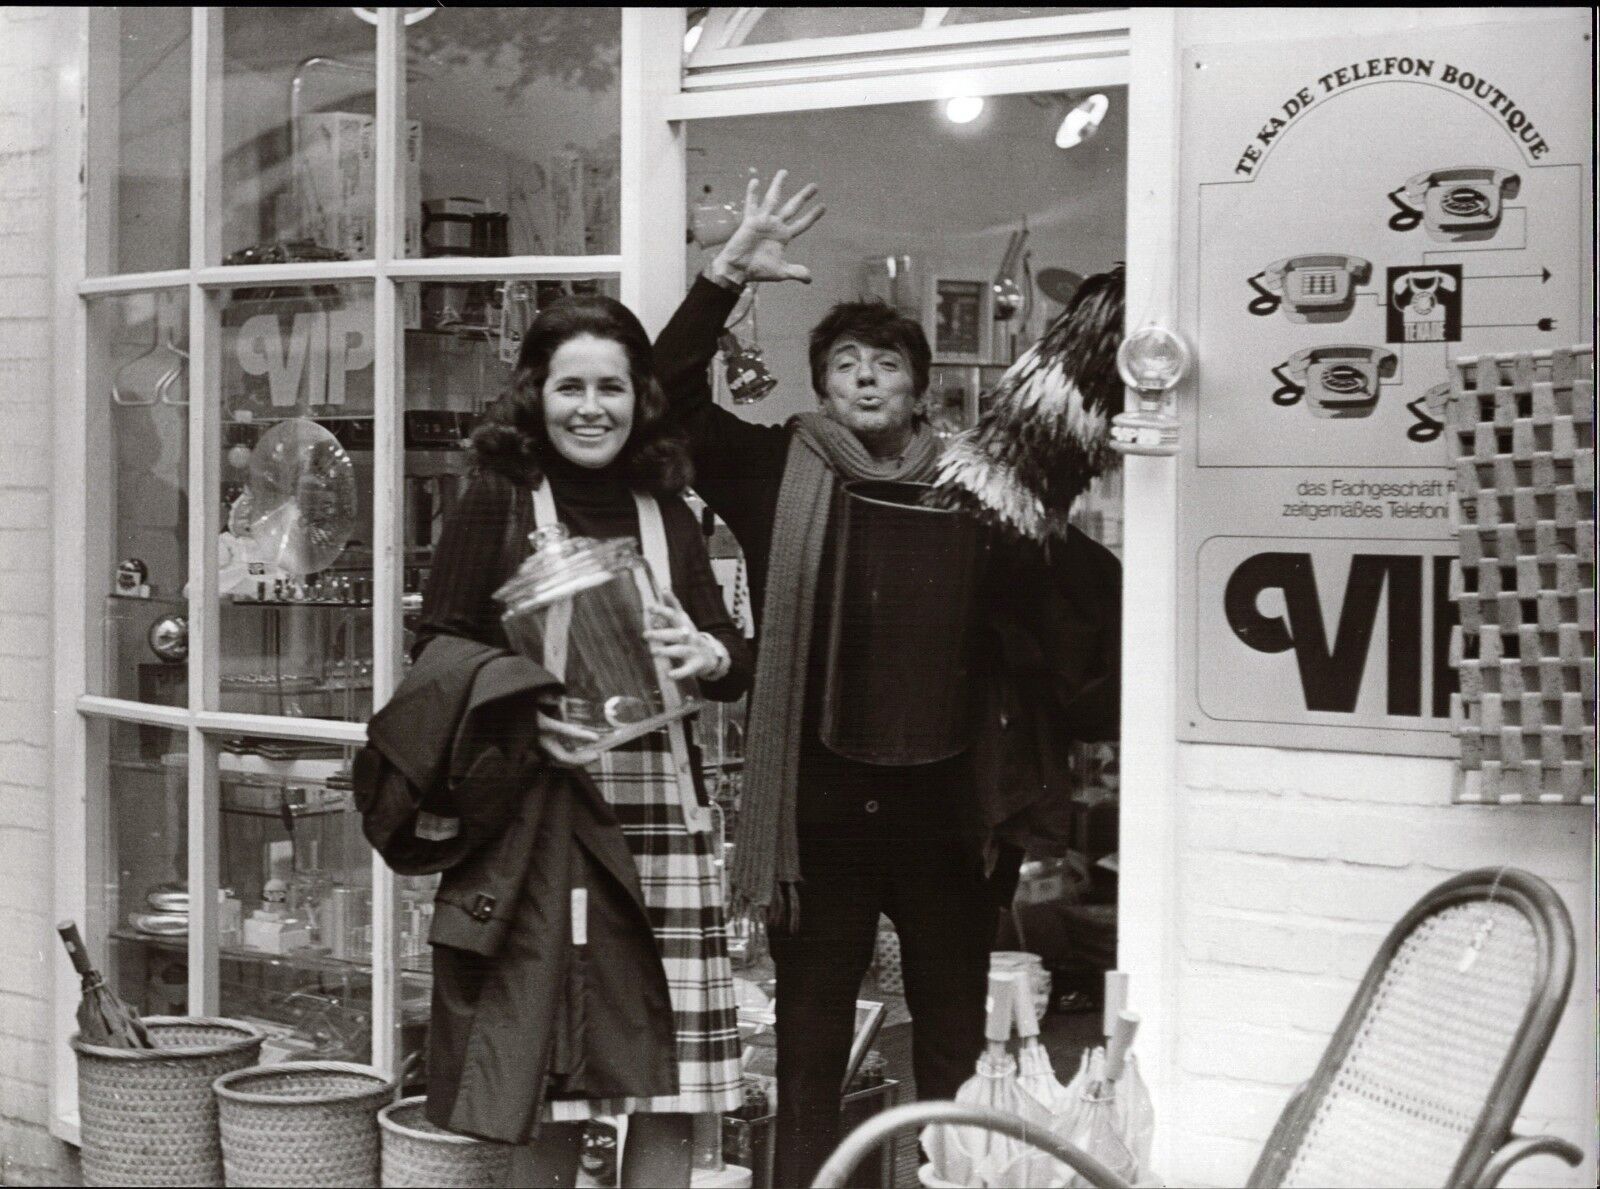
[1248,254,1371,322]
[1275,345,1398,419]
[1387,167,1520,242]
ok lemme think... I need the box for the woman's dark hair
[807,300,932,399]
[469,293,693,495]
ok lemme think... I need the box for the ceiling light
[944,95,985,125]
[1055,92,1109,149]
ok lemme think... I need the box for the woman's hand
[536,701,602,767]
[709,170,826,287]
[644,589,730,682]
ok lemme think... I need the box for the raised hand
[710,170,826,286]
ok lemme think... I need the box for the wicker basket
[214,1060,396,1187]
[378,1096,511,1187]
[71,1016,263,1188]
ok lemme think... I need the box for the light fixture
[1110,326,1191,456]
[1055,92,1109,149]
[349,7,437,26]
[944,95,985,125]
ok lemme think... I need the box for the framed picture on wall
[925,276,992,363]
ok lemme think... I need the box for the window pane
[686,7,1111,57]
[90,291,190,706]
[405,8,622,257]
[217,740,387,1064]
[98,721,189,1018]
[220,8,376,264]
[400,277,618,671]
[217,282,372,721]
[88,8,191,275]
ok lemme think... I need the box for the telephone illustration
[1388,167,1520,242]
[1278,345,1398,419]
[1392,269,1458,316]
[1249,254,1371,322]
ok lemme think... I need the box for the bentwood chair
[813,867,1585,1189]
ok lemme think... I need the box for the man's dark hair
[807,301,932,399]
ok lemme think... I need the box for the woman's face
[541,334,636,469]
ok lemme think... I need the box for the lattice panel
[1438,345,1596,804]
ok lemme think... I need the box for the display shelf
[109,927,436,983]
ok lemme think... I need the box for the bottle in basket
[495,524,700,754]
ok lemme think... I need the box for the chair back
[1248,867,1574,1189]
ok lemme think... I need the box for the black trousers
[768,806,991,1187]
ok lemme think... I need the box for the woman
[414,293,751,1187]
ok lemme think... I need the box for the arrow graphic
[1468,268,1551,283]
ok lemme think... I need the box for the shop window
[89,291,190,706]
[96,720,190,1019]
[87,8,191,276]
[405,7,622,257]
[217,282,374,722]
[399,276,619,671]
[219,7,376,265]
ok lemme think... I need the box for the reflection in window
[218,283,372,720]
[220,7,375,264]
[89,7,191,274]
[100,721,189,1019]
[92,291,190,705]
[407,8,621,256]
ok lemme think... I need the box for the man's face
[818,336,921,450]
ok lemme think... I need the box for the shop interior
[93,11,1129,1180]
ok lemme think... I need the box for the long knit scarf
[730,412,942,929]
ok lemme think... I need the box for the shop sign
[222,289,376,418]
[1178,15,1592,756]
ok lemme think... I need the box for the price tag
[571,887,588,946]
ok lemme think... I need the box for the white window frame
[49,6,664,1143]
[51,9,1184,1171]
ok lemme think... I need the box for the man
[653,173,990,1186]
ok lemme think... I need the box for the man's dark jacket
[355,634,677,1143]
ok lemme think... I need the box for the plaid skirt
[542,737,743,1120]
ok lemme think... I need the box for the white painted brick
[1411,805,1594,873]
[0,573,49,619]
[0,829,48,905]
[0,990,47,1042]
[1179,1022,1328,1086]
[0,783,47,833]
[0,1034,48,1088]
[0,657,47,700]
[0,405,48,450]
[0,490,47,532]
[0,445,49,488]
[0,318,50,359]
[1169,1131,1264,1189]
[0,743,47,788]
[1177,1077,1293,1143]
[0,530,49,571]
[1185,913,1332,974]
[0,695,50,743]
[0,1073,49,1128]
[1185,801,1415,866]
[0,1117,74,1182]
[0,613,49,657]
[1183,853,1292,913]
[0,282,47,324]
[1288,863,1450,923]
[1181,969,1355,1036]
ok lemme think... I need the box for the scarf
[730,412,942,928]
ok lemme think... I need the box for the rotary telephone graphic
[1387,167,1520,242]
[1392,269,1458,317]
[1273,344,1398,418]
[1248,254,1371,322]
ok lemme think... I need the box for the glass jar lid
[494,522,642,614]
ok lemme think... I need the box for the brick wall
[0,7,76,1186]
[1168,746,1596,1188]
